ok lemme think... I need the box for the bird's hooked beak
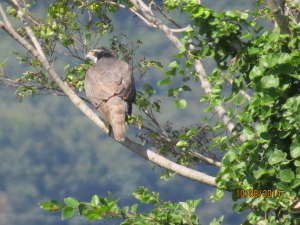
[85,51,97,63]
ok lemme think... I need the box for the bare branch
[170,26,191,33]
[108,1,157,28]
[154,2,182,29]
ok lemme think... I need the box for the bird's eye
[91,51,95,55]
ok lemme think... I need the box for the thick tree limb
[128,0,247,142]
[121,137,217,187]
[266,0,290,35]
[0,3,217,187]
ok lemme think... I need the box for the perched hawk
[84,47,136,141]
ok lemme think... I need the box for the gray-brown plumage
[84,47,136,141]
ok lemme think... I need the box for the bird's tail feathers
[107,96,126,141]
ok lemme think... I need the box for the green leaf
[241,31,252,39]
[212,84,222,93]
[249,65,263,80]
[130,204,139,214]
[174,98,187,109]
[295,160,300,167]
[39,202,53,210]
[176,140,188,147]
[260,54,278,68]
[216,188,224,199]
[225,10,236,17]
[210,216,224,225]
[91,195,99,206]
[108,199,119,211]
[192,7,204,18]
[185,60,193,70]
[178,202,189,212]
[158,77,170,86]
[183,76,190,82]
[98,205,108,213]
[181,85,191,91]
[186,25,193,32]
[291,179,300,188]
[85,32,91,41]
[166,68,176,76]
[187,128,196,136]
[261,75,279,89]
[282,96,300,110]
[214,121,224,130]
[234,96,246,105]
[278,53,292,64]
[253,166,267,179]
[87,214,102,220]
[280,169,295,183]
[276,182,289,190]
[240,12,249,19]
[256,122,268,133]
[268,150,286,165]
[269,32,280,42]
[64,64,70,72]
[248,47,259,55]
[143,83,155,97]
[168,61,179,69]
[260,94,274,105]
[291,138,300,159]
[168,88,176,97]
[64,197,79,207]
[260,106,273,120]
[227,148,238,161]
[243,125,255,140]
[108,191,113,203]
[62,206,74,219]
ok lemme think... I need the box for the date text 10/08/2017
[236,190,280,198]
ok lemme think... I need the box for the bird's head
[85,47,112,63]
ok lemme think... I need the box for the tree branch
[266,0,290,35]
[0,4,217,187]
[121,137,217,187]
[4,0,47,60]
[128,0,246,142]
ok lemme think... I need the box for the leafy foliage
[40,187,201,225]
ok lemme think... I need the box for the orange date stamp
[236,190,280,198]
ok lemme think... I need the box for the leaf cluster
[40,186,201,225]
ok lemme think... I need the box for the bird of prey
[84,47,136,141]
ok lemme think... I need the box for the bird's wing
[85,58,134,104]
[84,57,136,141]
